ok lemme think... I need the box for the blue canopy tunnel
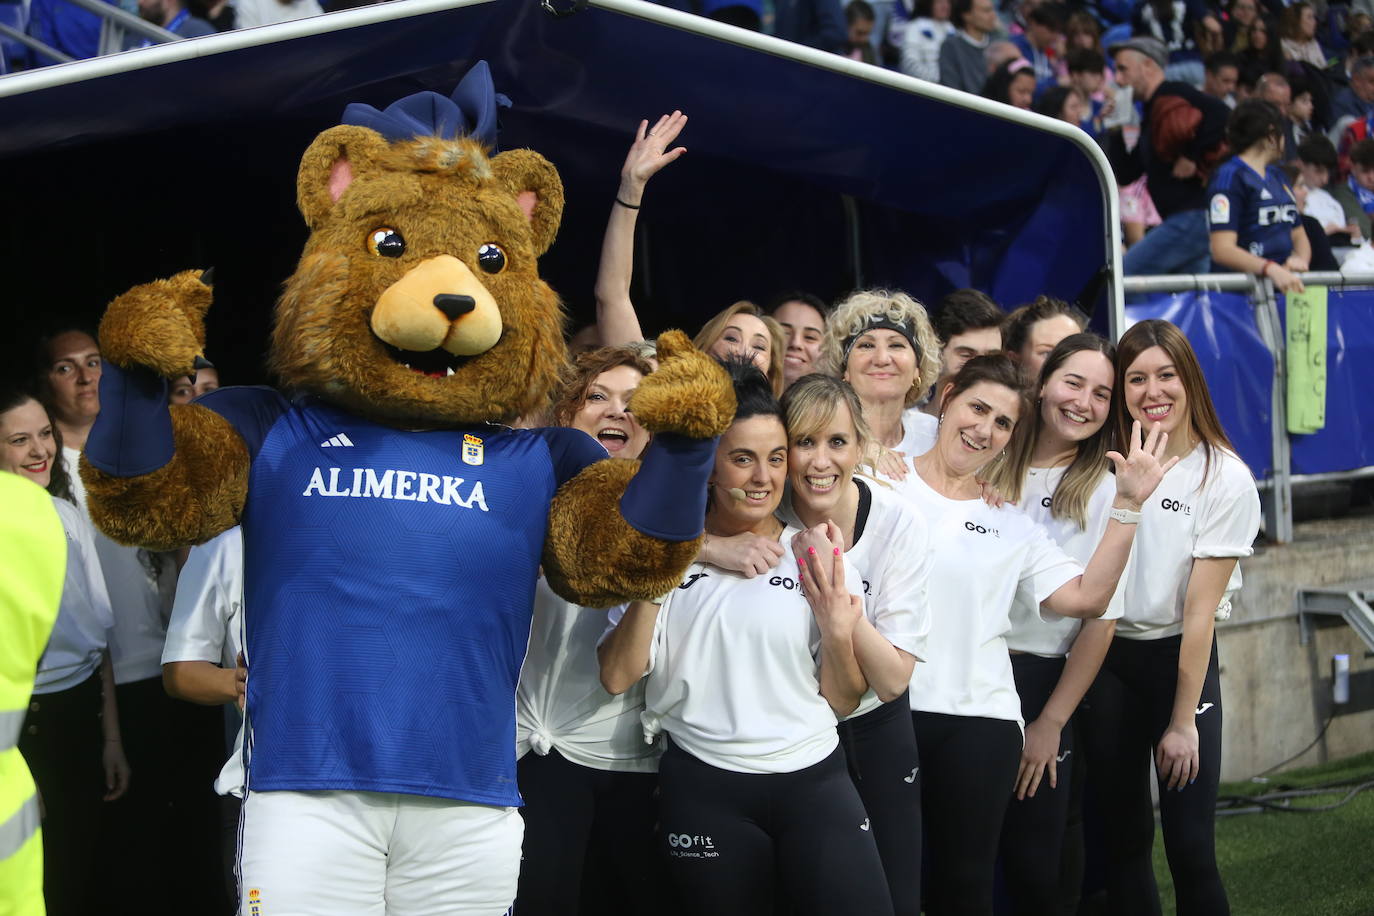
[0,0,1120,385]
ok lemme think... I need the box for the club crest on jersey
[462,434,484,466]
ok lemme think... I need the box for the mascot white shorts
[238,789,522,916]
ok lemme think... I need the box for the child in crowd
[1329,138,1374,244]
[1296,135,1365,246]
[1278,162,1340,270]
[1067,48,1114,136]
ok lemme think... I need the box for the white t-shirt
[232,0,323,30]
[35,497,114,694]
[516,579,658,773]
[1116,445,1260,640]
[1304,187,1348,234]
[162,526,245,797]
[874,409,939,502]
[900,471,1081,724]
[900,17,956,82]
[64,445,171,685]
[1005,466,1127,658]
[633,525,859,774]
[779,478,932,718]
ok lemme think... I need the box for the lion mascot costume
[79,63,734,915]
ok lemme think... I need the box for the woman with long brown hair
[984,334,1126,914]
[1081,319,1260,916]
[902,354,1175,915]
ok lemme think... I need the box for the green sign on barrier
[1286,285,1327,435]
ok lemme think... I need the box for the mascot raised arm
[80,63,733,915]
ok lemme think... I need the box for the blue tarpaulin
[1279,287,1374,475]
[1125,292,1273,478]
[1127,287,1374,481]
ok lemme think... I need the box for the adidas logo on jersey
[1260,188,1273,200]
[320,433,354,447]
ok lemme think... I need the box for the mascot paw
[628,330,735,439]
[99,269,214,378]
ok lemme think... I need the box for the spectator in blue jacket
[773,0,848,52]
[1011,1,1067,89]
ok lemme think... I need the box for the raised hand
[618,111,688,203]
[1107,420,1181,508]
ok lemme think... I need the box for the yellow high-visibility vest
[0,474,66,916]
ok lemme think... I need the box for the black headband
[842,315,918,366]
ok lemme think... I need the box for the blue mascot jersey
[201,389,607,805]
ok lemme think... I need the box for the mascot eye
[367,228,406,258]
[477,243,507,274]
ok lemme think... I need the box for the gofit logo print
[964,520,1000,537]
[1160,497,1192,515]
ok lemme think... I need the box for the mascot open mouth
[381,341,472,378]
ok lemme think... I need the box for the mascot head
[270,62,567,427]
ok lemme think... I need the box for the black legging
[18,671,104,916]
[838,691,922,916]
[514,748,663,916]
[657,740,894,916]
[912,711,1022,916]
[97,675,227,916]
[998,654,1074,915]
[1080,634,1228,916]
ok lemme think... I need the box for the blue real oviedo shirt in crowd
[1207,158,1299,265]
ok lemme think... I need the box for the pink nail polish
[833,547,840,556]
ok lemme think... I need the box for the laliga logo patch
[462,434,484,466]
[1209,193,1230,226]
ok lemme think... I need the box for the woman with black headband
[820,290,943,493]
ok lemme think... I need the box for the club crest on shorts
[462,434,484,466]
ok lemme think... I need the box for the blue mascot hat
[341,60,511,148]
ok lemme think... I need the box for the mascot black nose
[434,294,477,321]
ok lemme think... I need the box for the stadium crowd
[4,112,1262,916]
[9,0,1374,279]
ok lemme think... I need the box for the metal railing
[1123,270,1374,544]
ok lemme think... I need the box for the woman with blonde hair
[821,290,942,489]
[777,373,931,916]
[692,300,787,396]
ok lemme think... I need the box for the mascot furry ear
[490,149,563,257]
[79,60,732,911]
